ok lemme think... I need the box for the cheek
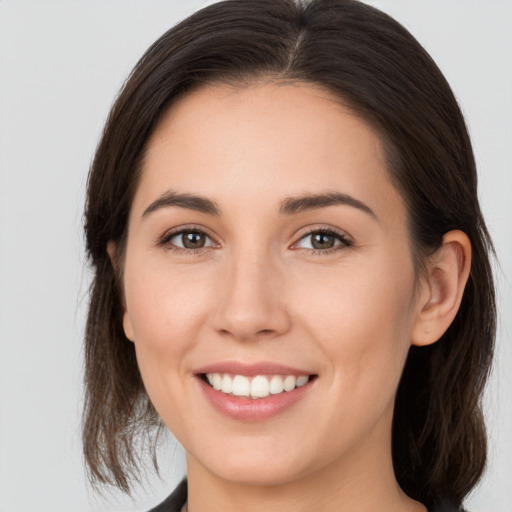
[123,254,213,351]
[121,255,218,429]
[288,259,416,455]
[121,252,228,418]
[294,255,416,390]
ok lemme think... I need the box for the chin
[185,433,324,488]
[208,458,312,487]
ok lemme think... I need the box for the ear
[106,240,118,271]
[107,241,135,343]
[411,230,471,347]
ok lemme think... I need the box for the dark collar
[148,479,187,512]
[148,479,466,512]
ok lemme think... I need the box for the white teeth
[205,373,311,398]
[296,375,309,387]
[250,375,270,398]
[269,375,284,394]
[283,375,296,391]
[213,373,222,390]
[232,375,250,397]
[221,374,233,394]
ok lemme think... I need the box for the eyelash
[295,226,353,255]
[157,225,353,256]
[157,225,216,256]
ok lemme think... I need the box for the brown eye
[181,231,207,249]
[294,229,352,253]
[164,229,215,251]
[310,232,337,250]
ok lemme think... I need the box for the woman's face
[121,83,425,486]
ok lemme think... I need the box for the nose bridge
[212,241,290,341]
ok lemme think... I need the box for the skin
[116,82,471,512]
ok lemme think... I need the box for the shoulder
[148,479,187,512]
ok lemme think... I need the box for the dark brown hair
[83,0,496,507]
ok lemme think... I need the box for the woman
[82,1,496,511]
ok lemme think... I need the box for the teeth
[221,374,233,394]
[205,373,311,399]
[232,375,250,397]
[296,375,309,387]
[283,375,296,391]
[250,375,269,398]
[269,375,284,394]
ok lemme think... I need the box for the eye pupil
[182,231,205,249]
[311,232,336,249]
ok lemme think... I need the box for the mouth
[200,372,314,399]
[194,362,317,421]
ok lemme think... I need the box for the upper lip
[195,361,314,377]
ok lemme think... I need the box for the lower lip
[197,376,314,421]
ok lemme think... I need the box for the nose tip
[211,257,291,342]
[216,324,281,341]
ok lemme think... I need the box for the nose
[211,248,291,342]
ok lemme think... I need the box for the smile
[205,373,310,399]
[195,362,317,421]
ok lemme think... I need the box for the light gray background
[0,1,510,511]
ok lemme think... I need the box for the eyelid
[290,225,354,252]
[157,224,220,251]
[157,224,353,255]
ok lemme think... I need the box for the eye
[293,228,352,253]
[160,228,216,252]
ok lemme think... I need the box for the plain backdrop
[0,1,510,511]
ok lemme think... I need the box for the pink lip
[195,361,312,377]
[194,361,316,421]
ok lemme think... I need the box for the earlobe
[411,230,471,347]
[123,311,135,342]
[107,241,135,343]
[107,241,118,271]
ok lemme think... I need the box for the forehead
[134,82,405,223]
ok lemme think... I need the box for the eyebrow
[142,191,221,217]
[142,190,377,220]
[279,191,377,219]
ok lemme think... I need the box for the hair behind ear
[393,228,494,507]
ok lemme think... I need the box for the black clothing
[148,479,466,512]
[149,479,187,512]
